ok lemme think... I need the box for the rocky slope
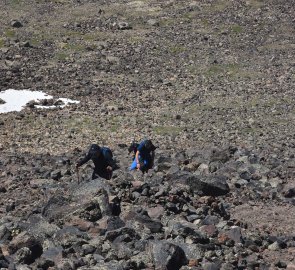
[0,0,295,269]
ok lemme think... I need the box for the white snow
[0,89,79,113]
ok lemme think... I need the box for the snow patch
[0,89,79,113]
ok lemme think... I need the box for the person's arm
[135,150,140,169]
[103,149,116,171]
[105,156,116,170]
[76,153,91,168]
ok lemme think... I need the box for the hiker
[130,139,157,173]
[128,142,139,160]
[76,144,115,180]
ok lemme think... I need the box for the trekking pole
[76,167,80,184]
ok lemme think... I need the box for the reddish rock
[8,232,40,254]
[200,225,218,237]
[287,264,295,270]
[67,217,94,232]
[147,205,165,220]
[217,233,230,244]
[131,181,144,189]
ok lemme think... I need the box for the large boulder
[186,175,230,196]
[149,241,188,270]
[19,215,59,240]
[7,231,43,262]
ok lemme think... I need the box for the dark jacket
[77,144,115,172]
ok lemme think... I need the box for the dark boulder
[11,20,23,28]
[187,175,230,196]
[7,231,43,261]
[284,188,295,198]
[15,247,33,264]
[150,241,188,270]
[105,227,140,242]
[78,201,102,222]
[134,214,163,233]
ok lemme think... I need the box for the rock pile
[0,145,294,269]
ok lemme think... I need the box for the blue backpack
[101,147,113,160]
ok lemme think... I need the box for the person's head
[128,142,138,154]
[144,140,153,150]
[89,144,101,157]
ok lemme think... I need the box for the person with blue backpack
[129,139,157,173]
[76,144,115,180]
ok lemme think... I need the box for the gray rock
[8,231,42,257]
[15,247,32,264]
[105,227,139,242]
[284,188,295,198]
[50,169,62,180]
[6,201,15,212]
[0,225,11,242]
[268,241,281,251]
[117,22,132,30]
[78,200,102,222]
[147,19,159,26]
[11,20,23,28]
[93,188,112,216]
[135,213,163,233]
[53,226,89,249]
[56,259,75,270]
[15,265,32,270]
[19,214,59,240]
[41,246,63,265]
[239,170,251,180]
[202,262,220,270]
[82,244,96,255]
[149,241,188,270]
[225,226,243,244]
[202,215,220,225]
[130,252,151,268]
[187,175,230,196]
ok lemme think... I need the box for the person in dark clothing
[76,144,115,180]
[130,139,157,173]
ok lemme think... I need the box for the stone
[187,175,230,196]
[268,241,281,251]
[134,214,163,233]
[117,22,132,30]
[15,247,32,264]
[170,223,208,244]
[199,225,218,237]
[6,201,15,212]
[225,226,243,244]
[36,257,55,269]
[41,246,63,263]
[78,200,102,222]
[147,205,165,220]
[82,244,96,255]
[202,262,220,270]
[11,20,23,28]
[105,227,139,242]
[147,19,159,26]
[150,241,188,270]
[284,188,295,198]
[8,231,41,254]
[196,163,209,175]
[50,169,62,180]
[93,188,112,216]
[239,170,251,180]
[0,225,11,242]
[202,215,220,225]
[67,217,94,232]
[287,263,295,270]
